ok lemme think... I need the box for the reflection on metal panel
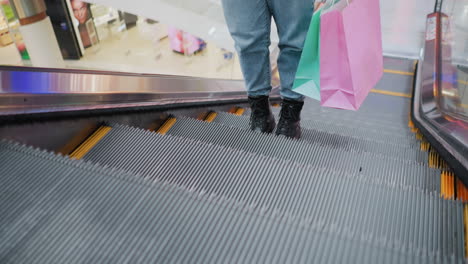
[0,67,253,116]
[439,0,468,119]
[0,66,245,94]
[415,11,468,179]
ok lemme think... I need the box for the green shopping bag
[292,9,322,100]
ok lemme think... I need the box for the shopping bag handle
[323,0,350,8]
[324,0,350,4]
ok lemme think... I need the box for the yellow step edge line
[430,153,436,169]
[456,179,468,202]
[449,173,455,199]
[457,179,462,200]
[420,141,430,152]
[69,126,112,160]
[458,79,468,86]
[464,205,468,258]
[440,171,455,200]
[464,181,468,201]
[234,108,245,116]
[204,112,218,123]
[384,69,414,76]
[147,122,161,132]
[196,112,209,121]
[228,107,237,114]
[156,117,177,135]
[370,89,412,98]
[441,172,447,199]
[440,173,444,198]
[57,124,99,155]
[441,171,446,199]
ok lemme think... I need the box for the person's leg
[221,0,272,97]
[222,0,276,133]
[269,0,314,138]
[269,0,313,101]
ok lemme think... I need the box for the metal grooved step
[86,124,438,192]
[245,108,414,137]
[277,100,409,121]
[211,111,426,163]
[0,141,464,263]
[246,103,410,128]
[79,125,457,256]
[223,110,414,143]
[278,108,409,126]
[166,117,438,177]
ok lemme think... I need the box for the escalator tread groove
[2,141,458,262]
[0,91,465,263]
[69,126,112,160]
[165,117,438,179]
[218,111,415,145]
[48,123,460,258]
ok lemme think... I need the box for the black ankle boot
[248,96,276,133]
[276,98,304,139]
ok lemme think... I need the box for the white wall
[380,0,435,58]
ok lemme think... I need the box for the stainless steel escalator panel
[0,67,253,116]
[0,140,464,263]
[413,11,468,180]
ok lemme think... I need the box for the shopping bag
[319,0,383,110]
[292,9,323,100]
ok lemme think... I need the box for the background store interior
[0,0,243,79]
[0,0,467,83]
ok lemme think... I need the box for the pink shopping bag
[320,0,383,110]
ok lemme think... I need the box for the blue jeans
[222,0,314,101]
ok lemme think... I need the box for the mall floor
[66,24,244,80]
[0,41,22,65]
[0,23,244,80]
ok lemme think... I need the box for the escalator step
[69,126,112,159]
[244,108,414,137]
[303,105,409,121]
[166,117,438,177]
[212,111,425,163]
[238,111,414,144]
[270,99,410,124]
[155,117,177,135]
[75,124,463,257]
[287,112,410,134]
[83,123,438,192]
[246,102,410,126]
[0,141,463,263]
